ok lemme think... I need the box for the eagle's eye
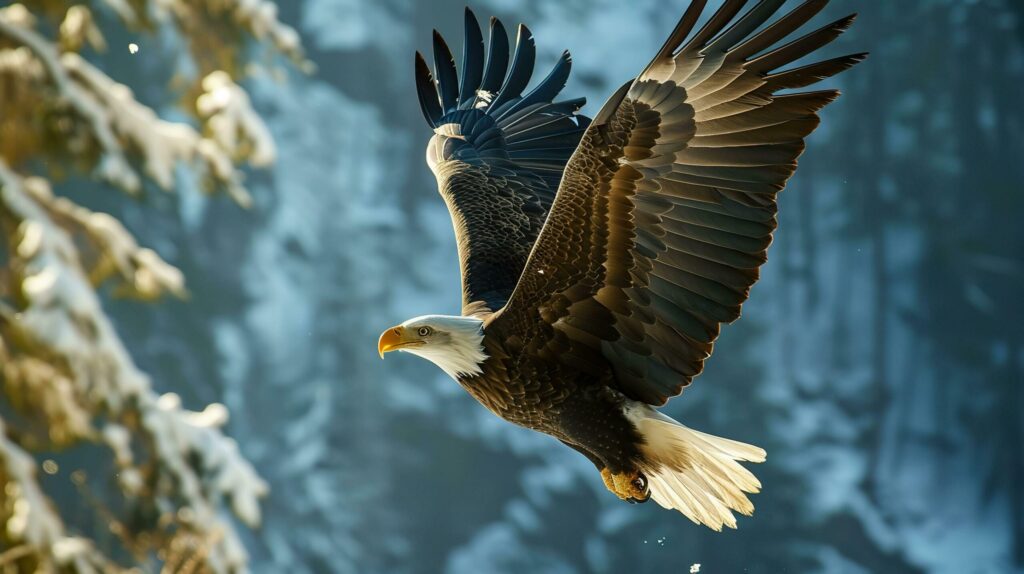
[417,326,432,337]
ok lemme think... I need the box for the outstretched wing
[493,0,865,405]
[417,9,591,315]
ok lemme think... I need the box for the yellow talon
[600,468,620,498]
[600,468,650,502]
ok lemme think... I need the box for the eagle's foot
[600,467,650,504]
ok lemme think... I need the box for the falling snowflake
[690,564,701,573]
[128,43,139,54]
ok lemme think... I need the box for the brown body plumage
[379,0,863,529]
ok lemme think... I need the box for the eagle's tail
[626,404,766,531]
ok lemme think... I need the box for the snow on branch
[199,70,277,169]
[0,416,115,573]
[0,5,139,192]
[123,0,307,66]
[209,0,305,64]
[0,161,267,572]
[24,176,187,300]
[0,1,304,569]
[0,4,280,206]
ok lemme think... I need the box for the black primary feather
[432,30,460,113]
[683,0,750,53]
[460,8,485,107]
[748,13,858,73]
[706,0,787,53]
[496,50,574,122]
[644,0,706,73]
[731,0,830,59]
[480,17,510,96]
[489,24,537,113]
[415,51,442,127]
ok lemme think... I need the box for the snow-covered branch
[0,416,118,573]
[0,3,281,205]
[0,1,301,568]
[113,0,307,66]
[0,5,139,192]
[23,176,187,300]
[0,161,268,572]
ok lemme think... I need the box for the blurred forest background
[0,0,1021,573]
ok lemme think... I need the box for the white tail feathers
[626,404,766,531]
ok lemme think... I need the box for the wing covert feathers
[494,0,864,405]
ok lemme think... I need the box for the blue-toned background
[106,0,1024,572]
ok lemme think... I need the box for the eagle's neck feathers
[403,315,487,379]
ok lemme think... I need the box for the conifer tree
[0,2,305,571]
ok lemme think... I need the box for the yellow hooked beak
[377,325,424,358]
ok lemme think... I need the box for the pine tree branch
[0,415,119,573]
[0,161,266,572]
[0,7,139,192]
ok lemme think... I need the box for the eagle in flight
[378,0,862,530]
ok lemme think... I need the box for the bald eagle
[378,0,863,530]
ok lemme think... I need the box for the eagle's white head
[378,315,486,379]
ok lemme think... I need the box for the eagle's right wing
[417,9,590,315]
[494,0,863,404]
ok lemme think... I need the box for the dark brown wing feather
[417,9,591,314]
[492,0,865,405]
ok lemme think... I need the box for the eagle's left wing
[417,9,590,315]
[492,0,864,404]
